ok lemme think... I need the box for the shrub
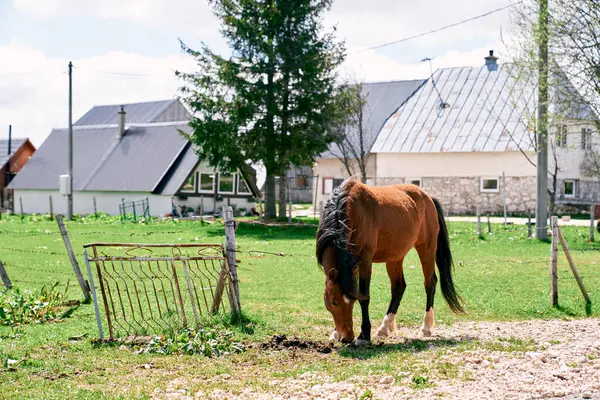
[142,326,245,357]
[0,283,65,326]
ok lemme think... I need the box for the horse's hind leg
[376,259,406,338]
[416,244,437,337]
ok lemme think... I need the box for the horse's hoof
[329,330,339,342]
[375,325,389,338]
[417,326,432,338]
[354,339,370,347]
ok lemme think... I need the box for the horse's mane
[316,178,360,299]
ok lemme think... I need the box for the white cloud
[0,40,195,146]
[12,0,218,35]
[4,0,516,146]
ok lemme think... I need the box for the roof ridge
[54,120,190,131]
[87,99,178,109]
[363,78,427,85]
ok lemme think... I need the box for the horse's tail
[432,198,465,314]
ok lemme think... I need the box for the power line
[352,2,522,55]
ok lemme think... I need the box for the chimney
[117,105,126,138]
[485,50,498,70]
[7,125,11,156]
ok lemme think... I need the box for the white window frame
[198,172,216,194]
[218,173,235,195]
[556,125,568,148]
[582,128,592,150]
[323,178,334,195]
[407,178,422,187]
[181,172,197,193]
[564,179,577,198]
[480,177,500,193]
[237,174,252,194]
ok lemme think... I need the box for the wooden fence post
[222,206,241,314]
[502,171,507,225]
[56,214,91,302]
[49,195,54,220]
[528,211,532,238]
[19,197,23,221]
[590,204,595,242]
[557,226,591,305]
[313,174,319,221]
[93,196,97,216]
[476,205,482,237]
[487,214,492,234]
[0,260,12,289]
[288,178,292,224]
[550,216,559,307]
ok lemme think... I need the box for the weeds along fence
[0,207,243,341]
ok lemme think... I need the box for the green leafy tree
[176,0,345,218]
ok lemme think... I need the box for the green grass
[0,214,599,398]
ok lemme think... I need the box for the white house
[9,100,260,217]
[314,51,600,215]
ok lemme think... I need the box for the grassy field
[0,214,598,399]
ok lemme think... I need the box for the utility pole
[67,61,73,221]
[536,0,549,240]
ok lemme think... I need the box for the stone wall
[373,176,537,215]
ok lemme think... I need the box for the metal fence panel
[83,243,233,340]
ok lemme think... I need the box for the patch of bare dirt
[255,334,334,354]
[191,318,600,399]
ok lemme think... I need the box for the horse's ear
[328,268,338,282]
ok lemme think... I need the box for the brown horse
[316,178,464,345]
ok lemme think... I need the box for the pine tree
[177,0,345,218]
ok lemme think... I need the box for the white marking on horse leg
[354,338,370,347]
[375,313,397,338]
[418,308,435,337]
[329,329,339,341]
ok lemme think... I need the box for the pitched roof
[0,139,28,167]
[321,79,426,158]
[371,62,596,154]
[74,99,191,126]
[8,122,194,194]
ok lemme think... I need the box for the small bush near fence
[0,283,66,326]
[141,326,245,357]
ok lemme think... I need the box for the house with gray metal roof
[315,51,600,215]
[9,100,260,217]
[313,78,427,208]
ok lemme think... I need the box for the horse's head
[321,246,357,343]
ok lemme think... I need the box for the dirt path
[160,318,600,400]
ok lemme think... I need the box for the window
[408,178,422,187]
[323,178,343,194]
[181,173,196,193]
[296,175,309,189]
[582,128,592,150]
[564,180,577,197]
[556,125,568,147]
[480,177,499,193]
[219,174,234,194]
[323,178,333,195]
[237,175,251,194]
[198,173,215,193]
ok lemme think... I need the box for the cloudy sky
[0,0,516,146]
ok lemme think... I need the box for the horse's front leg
[355,261,372,346]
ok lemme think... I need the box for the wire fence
[1,214,598,319]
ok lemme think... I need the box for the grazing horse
[316,178,464,345]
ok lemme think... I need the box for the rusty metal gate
[83,243,236,340]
